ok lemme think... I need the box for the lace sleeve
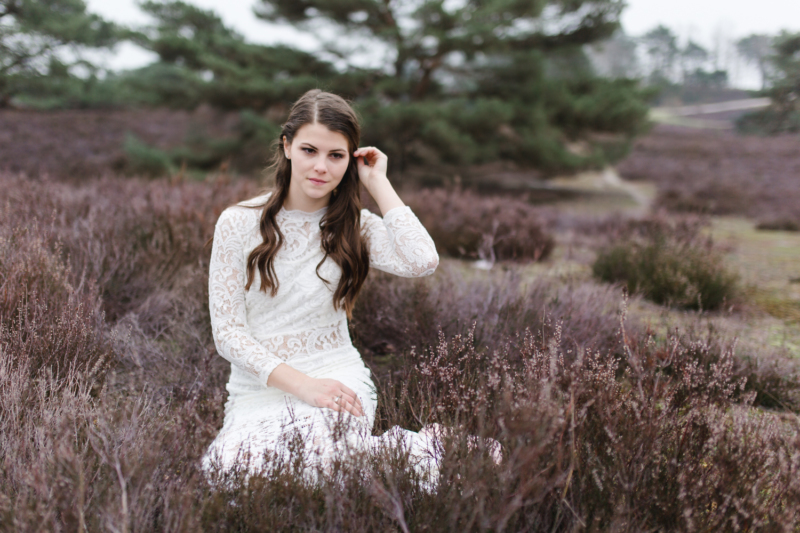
[208,207,283,385]
[361,206,439,277]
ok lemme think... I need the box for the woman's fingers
[339,383,359,403]
[317,379,364,416]
[331,384,356,403]
[339,387,363,414]
[329,396,363,417]
[353,146,376,157]
[340,394,363,417]
[353,146,386,164]
[337,387,364,416]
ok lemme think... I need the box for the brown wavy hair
[244,89,370,318]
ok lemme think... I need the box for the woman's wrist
[366,174,404,215]
[267,363,314,396]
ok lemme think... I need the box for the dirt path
[649,97,771,130]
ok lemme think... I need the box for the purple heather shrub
[0,171,798,531]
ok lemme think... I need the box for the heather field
[2,116,800,531]
[618,124,800,229]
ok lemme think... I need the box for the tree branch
[0,0,21,20]
[0,52,32,75]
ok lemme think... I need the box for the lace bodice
[208,193,439,386]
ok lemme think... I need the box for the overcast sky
[86,0,800,88]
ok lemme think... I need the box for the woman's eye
[331,153,344,159]
[302,147,315,154]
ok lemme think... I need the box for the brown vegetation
[618,125,800,229]
[0,108,243,179]
[1,170,799,530]
[403,187,555,262]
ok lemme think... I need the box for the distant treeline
[3,1,796,177]
[588,24,800,133]
[1,0,658,176]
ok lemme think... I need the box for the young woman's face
[284,122,350,207]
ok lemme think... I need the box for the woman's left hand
[353,145,404,214]
[353,146,389,194]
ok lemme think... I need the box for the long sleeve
[208,207,283,385]
[361,205,439,277]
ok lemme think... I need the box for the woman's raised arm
[361,206,439,277]
[354,146,439,277]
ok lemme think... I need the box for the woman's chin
[301,186,333,201]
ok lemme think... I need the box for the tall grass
[1,172,798,531]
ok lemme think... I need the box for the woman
[202,89,444,484]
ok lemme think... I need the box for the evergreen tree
[681,41,709,84]
[640,25,678,84]
[738,31,800,133]
[129,0,368,110]
[736,34,773,90]
[255,0,625,100]
[587,30,639,79]
[0,0,121,107]
[253,0,648,173]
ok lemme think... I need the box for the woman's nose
[313,157,327,174]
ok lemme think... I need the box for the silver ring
[333,396,341,404]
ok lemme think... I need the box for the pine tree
[736,34,773,91]
[0,0,121,107]
[253,0,648,173]
[129,0,369,110]
[255,0,625,100]
[640,25,678,84]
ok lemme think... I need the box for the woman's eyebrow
[300,142,346,153]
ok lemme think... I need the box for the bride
[202,89,447,485]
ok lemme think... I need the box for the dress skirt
[201,347,441,486]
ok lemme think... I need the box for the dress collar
[278,205,328,220]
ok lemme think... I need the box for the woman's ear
[283,135,291,159]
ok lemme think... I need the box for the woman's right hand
[267,363,365,417]
[296,377,365,417]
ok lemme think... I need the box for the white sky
[86,0,800,88]
[621,0,800,38]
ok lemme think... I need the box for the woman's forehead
[293,122,350,151]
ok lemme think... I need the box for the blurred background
[3,2,800,529]
[2,0,799,181]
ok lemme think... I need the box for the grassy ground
[511,167,800,361]
[710,218,800,356]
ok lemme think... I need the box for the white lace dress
[202,193,441,483]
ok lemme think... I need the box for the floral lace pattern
[208,194,439,386]
[204,193,442,484]
[253,321,349,361]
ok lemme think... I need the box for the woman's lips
[307,178,327,185]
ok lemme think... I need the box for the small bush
[592,216,738,310]
[756,217,800,232]
[123,133,175,177]
[402,187,554,262]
